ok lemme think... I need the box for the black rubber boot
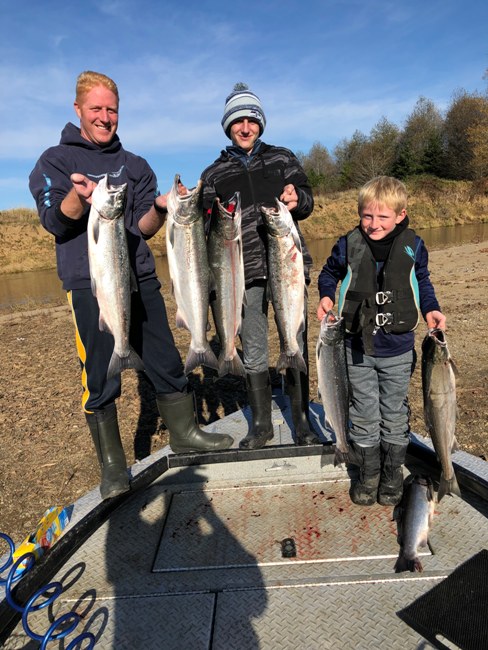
[240,371,274,450]
[86,404,130,501]
[157,392,233,454]
[285,368,320,445]
[377,441,408,506]
[349,442,381,506]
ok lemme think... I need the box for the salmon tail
[394,553,423,573]
[276,350,307,375]
[107,348,144,380]
[334,446,350,467]
[218,352,246,378]
[184,344,219,375]
[437,471,461,502]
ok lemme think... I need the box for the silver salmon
[166,175,218,375]
[261,199,306,375]
[208,193,246,377]
[394,475,435,572]
[421,328,461,501]
[87,174,144,380]
[316,312,350,464]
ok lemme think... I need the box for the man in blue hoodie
[29,71,232,501]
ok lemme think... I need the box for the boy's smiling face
[359,202,406,240]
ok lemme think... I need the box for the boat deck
[2,395,488,649]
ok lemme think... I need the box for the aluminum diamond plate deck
[2,400,488,649]
[213,580,446,650]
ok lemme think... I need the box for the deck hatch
[153,480,429,572]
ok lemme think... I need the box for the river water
[1,222,487,313]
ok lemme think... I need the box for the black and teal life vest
[337,227,420,354]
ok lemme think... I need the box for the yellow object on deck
[12,505,72,573]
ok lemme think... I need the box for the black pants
[69,278,187,412]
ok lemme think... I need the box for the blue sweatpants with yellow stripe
[68,277,187,413]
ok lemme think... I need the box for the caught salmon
[421,328,460,501]
[87,174,144,380]
[166,175,218,374]
[394,475,435,572]
[261,199,306,375]
[208,193,246,377]
[316,312,350,464]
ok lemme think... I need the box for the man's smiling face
[74,85,119,147]
[229,118,260,153]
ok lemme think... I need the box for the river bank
[1,177,488,275]
[0,236,487,545]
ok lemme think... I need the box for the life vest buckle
[376,290,393,305]
[375,312,394,327]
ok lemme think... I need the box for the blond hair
[358,176,408,215]
[75,71,119,103]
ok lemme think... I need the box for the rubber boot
[86,404,130,500]
[157,392,233,454]
[349,442,381,506]
[377,441,408,506]
[285,368,320,445]
[240,371,274,450]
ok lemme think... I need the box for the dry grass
[0,207,39,224]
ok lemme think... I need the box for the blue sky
[1,0,487,210]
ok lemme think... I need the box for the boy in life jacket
[316,176,446,506]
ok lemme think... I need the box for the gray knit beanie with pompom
[221,82,266,137]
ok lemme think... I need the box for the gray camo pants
[346,348,414,446]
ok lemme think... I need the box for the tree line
[297,78,488,194]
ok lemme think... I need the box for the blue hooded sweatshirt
[29,122,159,291]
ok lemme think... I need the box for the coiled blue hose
[0,532,96,649]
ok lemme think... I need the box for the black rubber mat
[397,549,488,650]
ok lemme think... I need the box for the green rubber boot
[157,392,234,453]
[240,371,274,450]
[86,404,130,500]
[286,368,320,445]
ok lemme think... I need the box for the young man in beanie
[201,83,318,450]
